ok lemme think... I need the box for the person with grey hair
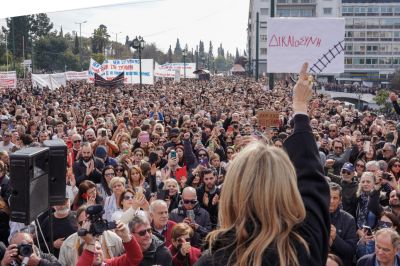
[149,200,176,247]
[366,161,380,173]
[382,143,396,162]
[129,211,172,266]
[356,228,400,265]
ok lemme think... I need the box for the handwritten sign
[266,18,345,74]
[257,111,280,128]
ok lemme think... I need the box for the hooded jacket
[140,235,172,266]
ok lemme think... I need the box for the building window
[277,0,287,3]
[260,48,267,55]
[323,8,332,15]
[260,35,268,41]
[260,21,267,28]
[260,8,269,16]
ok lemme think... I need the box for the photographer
[77,220,142,266]
[1,232,61,266]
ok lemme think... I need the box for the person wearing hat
[164,128,182,152]
[328,162,358,218]
[95,145,117,168]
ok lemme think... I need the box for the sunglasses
[334,146,343,150]
[73,140,82,143]
[356,164,365,168]
[341,170,352,175]
[198,154,207,157]
[116,168,124,171]
[393,164,400,168]
[135,228,152,236]
[123,195,135,200]
[378,221,393,228]
[183,200,197,205]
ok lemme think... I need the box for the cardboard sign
[266,18,345,74]
[257,111,280,128]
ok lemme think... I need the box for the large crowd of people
[0,64,399,265]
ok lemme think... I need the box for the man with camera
[77,220,143,266]
[59,205,124,266]
[1,232,61,266]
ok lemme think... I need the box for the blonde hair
[108,176,126,189]
[356,171,375,197]
[163,178,180,194]
[206,141,308,266]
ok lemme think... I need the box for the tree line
[0,14,245,76]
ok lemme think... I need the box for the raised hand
[390,92,398,102]
[293,62,313,114]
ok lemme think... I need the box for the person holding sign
[195,63,330,266]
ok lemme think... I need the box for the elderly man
[1,232,61,266]
[84,128,97,143]
[70,133,83,163]
[59,205,124,266]
[357,228,400,265]
[328,183,358,266]
[129,212,172,266]
[382,143,396,162]
[169,187,212,248]
[72,142,104,186]
[150,200,176,247]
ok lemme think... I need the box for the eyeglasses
[198,154,207,157]
[104,173,115,177]
[123,195,135,200]
[227,151,233,154]
[356,164,365,168]
[334,146,343,150]
[183,200,197,205]
[73,140,82,143]
[135,228,152,236]
[116,168,124,172]
[394,164,400,168]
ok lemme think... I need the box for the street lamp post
[75,20,87,70]
[130,36,145,90]
[182,49,187,79]
[113,31,122,57]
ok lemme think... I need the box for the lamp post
[201,56,205,69]
[75,20,87,70]
[182,49,187,79]
[113,31,122,57]
[130,36,145,90]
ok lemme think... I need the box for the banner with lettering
[32,73,67,90]
[0,71,17,88]
[266,18,345,74]
[65,71,88,81]
[154,63,196,78]
[88,58,154,85]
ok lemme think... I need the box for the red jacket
[76,236,143,266]
[152,220,176,248]
[168,244,201,266]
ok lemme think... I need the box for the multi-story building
[247,0,400,86]
[341,0,400,85]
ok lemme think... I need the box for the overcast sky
[1,0,249,55]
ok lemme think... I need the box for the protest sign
[266,18,345,74]
[65,71,88,81]
[257,111,280,128]
[0,71,17,88]
[32,73,67,90]
[154,63,196,78]
[88,58,154,85]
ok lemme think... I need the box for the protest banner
[88,58,154,85]
[32,73,67,90]
[257,111,280,128]
[154,63,196,78]
[65,71,88,81]
[0,71,17,88]
[266,18,345,74]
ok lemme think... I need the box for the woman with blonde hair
[196,63,330,266]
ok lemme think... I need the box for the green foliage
[374,90,392,114]
[167,45,173,63]
[91,24,110,54]
[73,34,80,55]
[34,35,68,71]
[92,53,105,64]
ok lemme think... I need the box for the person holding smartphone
[168,223,201,266]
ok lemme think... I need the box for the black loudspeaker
[10,147,49,225]
[44,140,67,205]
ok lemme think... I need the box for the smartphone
[362,225,372,236]
[363,141,370,153]
[101,130,107,137]
[123,117,129,125]
[199,158,208,166]
[157,189,169,200]
[170,150,177,159]
[187,210,195,222]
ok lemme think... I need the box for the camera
[77,205,116,237]
[17,244,33,257]
[382,172,392,181]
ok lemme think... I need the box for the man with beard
[40,198,77,258]
[196,168,220,229]
[383,190,400,218]
[73,142,104,186]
